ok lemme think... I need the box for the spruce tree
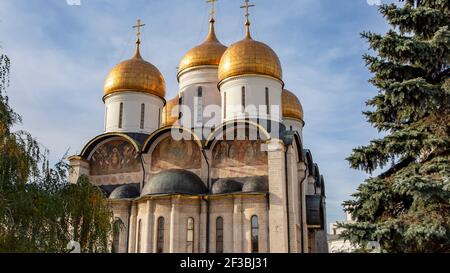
[339,0,450,253]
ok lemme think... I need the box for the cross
[206,0,218,18]
[133,18,146,43]
[240,0,255,21]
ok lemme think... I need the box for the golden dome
[178,18,227,78]
[218,23,282,84]
[104,43,166,100]
[282,89,304,121]
[162,96,179,126]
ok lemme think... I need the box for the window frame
[157,217,165,253]
[216,217,224,253]
[251,215,259,253]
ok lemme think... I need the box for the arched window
[118,102,124,129]
[216,217,224,253]
[265,87,270,115]
[136,219,142,253]
[157,217,165,253]
[112,218,123,253]
[140,103,145,129]
[186,218,195,253]
[251,215,259,253]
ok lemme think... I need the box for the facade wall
[71,120,326,253]
[220,76,283,123]
[121,195,268,254]
[178,68,222,133]
[283,118,304,139]
[104,91,164,134]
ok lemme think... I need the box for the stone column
[199,198,207,253]
[68,156,90,184]
[128,203,137,253]
[169,197,180,253]
[233,195,243,253]
[144,199,155,253]
[297,162,309,253]
[287,146,299,253]
[267,139,289,253]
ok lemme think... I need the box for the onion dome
[103,37,166,100]
[242,176,269,193]
[141,169,207,196]
[218,19,282,84]
[162,96,179,127]
[178,18,227,78]
[211,179,243,195]
[282,89,304,121]
[109,185,140,200]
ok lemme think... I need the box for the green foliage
[0,51,114,253]
[341,0,450,253]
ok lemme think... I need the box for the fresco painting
[90,140,140,176]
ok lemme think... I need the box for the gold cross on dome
[240,0,255,21]
[206,0,218,18]
[133,18,146,43]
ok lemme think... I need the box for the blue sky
[0,0,395,227]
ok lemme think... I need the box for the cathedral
[68,1,328,253]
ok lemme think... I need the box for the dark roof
[109,184,140,200]
[211,179,243,195]
[242,176,269,193]
[141,169,207,196]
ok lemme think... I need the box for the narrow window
[158,108,161,128]
[265,87,270,115]
[157,217,165,253]
[251,215,259,253]
[241,86,246,110]
[136,219,142,253]
[118,102,124,129]
[197,87,203,125]
[140,103,145,129]
[186,218,195,253]
[223,92,227,119]
[112,219,122,253]
[179,95,183,119]
[216,217,224,253]
[290,125,293,131]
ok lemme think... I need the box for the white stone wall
[110,201,131,253]
[121,194,269,254]
[267,140,289,253]
[178,68,222,132]
[283,118,304,139]
[220,76,283,124]
[104,91,164,134]
[68,157,90,184]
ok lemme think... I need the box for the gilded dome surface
[178,19,227,77]
[218,32,282,83]
[104,46,166,99]
[282,89,304,121]
[162,96,179,127]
